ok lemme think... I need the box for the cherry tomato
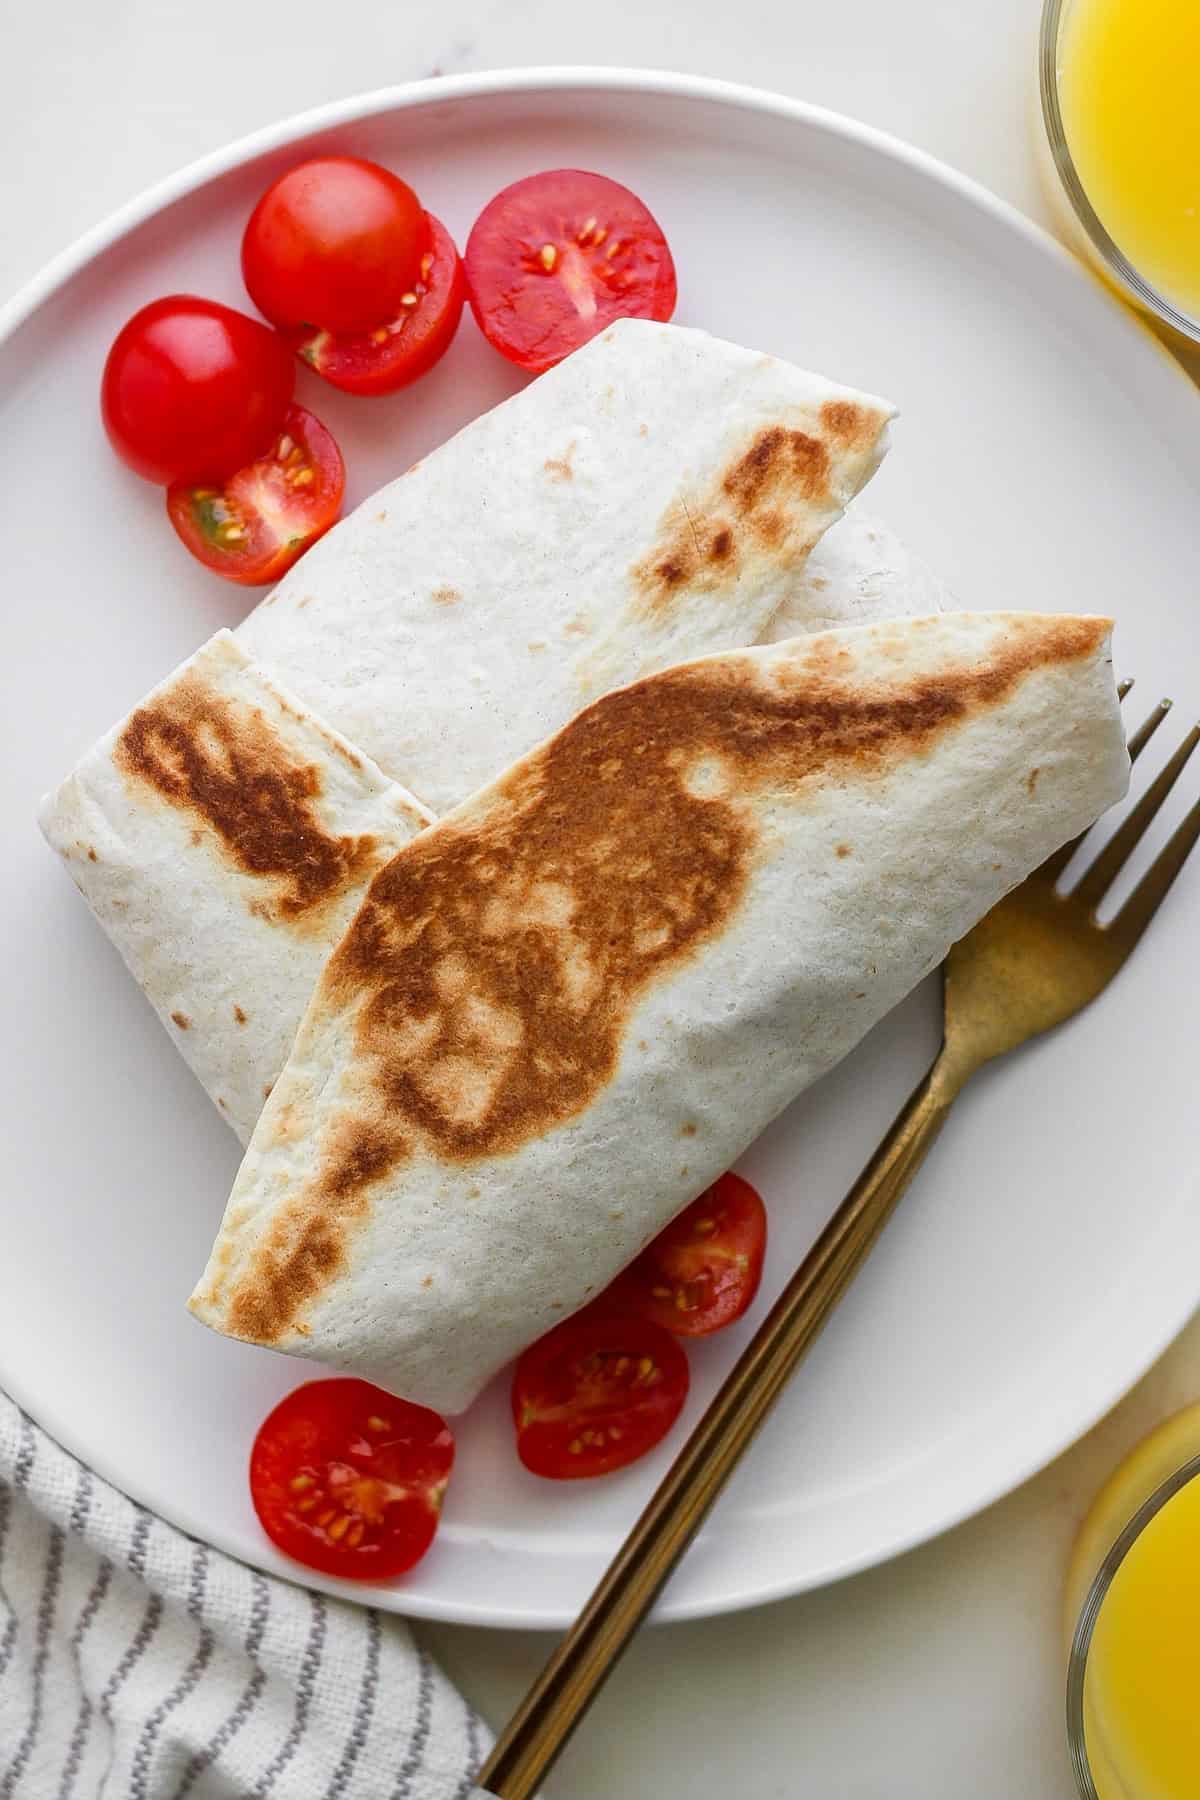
[285,213,465,396]
[166,404,344,586]
[242,155,426,336]
[101,295,294,486]
[513,1312,689,1479]
[250,1378,454,1580]
[604,1174,767,1337]
[464,169,677,373]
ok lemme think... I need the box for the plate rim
[4,65,1199,1629]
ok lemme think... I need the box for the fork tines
[1044,680,1200,944]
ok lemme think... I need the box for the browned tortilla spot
[820,399,877,451]
[630,422,850,616]
[115,676,385,926]
[171,1011,191,1030]
[544,441,577,482]
[226,1121,403,1340]
[228,1210,344,1342]
[431,587,462,607]
[234,1005,248,1024]
[222,615,1108,1343]
[725,426,829,510]
[836,844,853,859]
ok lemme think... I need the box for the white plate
[3,69,1199,1630]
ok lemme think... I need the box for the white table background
[5,4,1199,1795]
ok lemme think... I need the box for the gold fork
[478,682,1200,1800]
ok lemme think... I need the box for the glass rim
[1038,0,1200,345]
[1066,1447,1200,1797]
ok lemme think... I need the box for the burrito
[190,611,1128,1414]
[41,508,943,1142]
[39,633,433,1144]
[235,317,896,810]
[42,322,901,1138]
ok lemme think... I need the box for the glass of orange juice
[1038,0,1200,344]
[1065,1406,1200,1797]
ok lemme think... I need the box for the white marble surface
[6,4,1200,1795]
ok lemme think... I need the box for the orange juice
[1066,1405,1200,1798]
[1058,0,1200,318]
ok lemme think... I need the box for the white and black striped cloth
[0,1392,494,1798]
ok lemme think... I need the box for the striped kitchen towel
[0,1390,493,1798]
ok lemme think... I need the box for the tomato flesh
[605,1173,767,1337]
[101,295,294,486]
[250,1378,454,1580]
[243,155,426,336]
[286,213,465,395]
[513,1313,689,1479]
[464,168,677,373]
[166,404,344,586]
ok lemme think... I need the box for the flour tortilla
[43,323,898,1138]
[39,633,433,1143]
[191,612,1128,1414]
[40,509,939,1144]
[237,318,896,812]
[764,506,952,640]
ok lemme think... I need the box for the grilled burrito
[190,611,1129,1413]
[41,323,905,1138]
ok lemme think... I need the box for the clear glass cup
[1037,0,1200,348]
[1066,1447,1200,1798]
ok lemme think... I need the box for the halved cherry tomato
[101,295,294,486]
[285,213,465,396]
[464,169,677,373]
[166,403,344,586]
[242,155,426,336]
[513,1312,689,1479]
[605,1174,767,1337]
[250,1378,454,1580]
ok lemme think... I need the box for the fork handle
[477,1051,963,1800]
